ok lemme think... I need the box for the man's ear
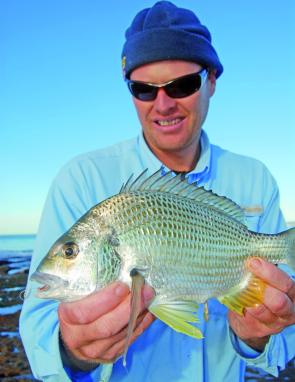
[208,69,217,97]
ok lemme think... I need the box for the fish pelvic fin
[123,268,145,366]
[148,298,203,339]
[218,273,266,315]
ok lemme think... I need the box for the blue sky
[1,0,294,234]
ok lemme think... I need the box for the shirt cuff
[59,333,114,382]
[229,328,263,358]
[59,331,100,372]
[229,328,282,377]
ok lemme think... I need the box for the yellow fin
[218,273,266,315]
[123,269,145,366]
[149,298,203,339]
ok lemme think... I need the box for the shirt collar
[138,129,211,182]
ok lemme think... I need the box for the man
[20,2,295,381]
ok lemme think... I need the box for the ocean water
[0,234,36,252]
[0,235,34,277]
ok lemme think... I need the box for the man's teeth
[157,118,182,126]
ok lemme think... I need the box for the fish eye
[62,242,79,259]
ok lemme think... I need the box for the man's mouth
[156,117,183,126]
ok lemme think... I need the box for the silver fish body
[89,189,288,302]
[32,170,295,321]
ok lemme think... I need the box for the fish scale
[31,169,295,341]
[108,191,252,300]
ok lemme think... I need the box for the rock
[0,261,34,381]
[0,316,34,380]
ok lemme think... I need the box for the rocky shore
[0,254,34,381]
[0,254,294,381]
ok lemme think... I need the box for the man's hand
[58,282,155,367]
[228,258,295,351]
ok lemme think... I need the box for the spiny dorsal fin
[120,169,246,225]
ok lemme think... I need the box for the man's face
[130,60,216,165]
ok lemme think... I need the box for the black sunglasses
[126,68,208,101]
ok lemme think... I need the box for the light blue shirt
[20,130,295,381]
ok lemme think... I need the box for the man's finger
[77,311,155,363]
[247,258,294,294]
[97,311,155,363]
[229,310,271,339]
[58,282,130,325]
[286,277,295,301]
[246,303,277,324]
[60,293,132,348]
[60,286,153,349]
[264,286,294,317]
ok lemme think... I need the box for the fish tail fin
[286,226,295,270]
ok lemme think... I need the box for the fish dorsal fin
[120,169,246,225]
[189,187,246,224]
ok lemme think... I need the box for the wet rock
[0,320,34,380]
[0,262,35,381]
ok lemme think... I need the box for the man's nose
[153,88,177,114]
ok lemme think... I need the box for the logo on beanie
[122,56,126,78]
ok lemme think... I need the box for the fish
[30,169,295,362]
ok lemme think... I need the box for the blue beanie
[122,1,223,79]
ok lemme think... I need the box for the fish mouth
[30,271,69,294]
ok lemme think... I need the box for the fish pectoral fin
[218,273,267,315]
[148,298,203,339]
[123,268,145,366]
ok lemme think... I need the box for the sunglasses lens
[128,82,157,101]
[127,70,206,101]
[166,74,202,98]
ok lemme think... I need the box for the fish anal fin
[218,273,267,315]
[123,268,145,366]
[148,298,203,339]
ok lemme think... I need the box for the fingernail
[115,283,129,297]
[249,258,262,270]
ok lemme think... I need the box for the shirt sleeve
[257,168,286,234]
[230,166,295,376]
[230,326,295,377]
[64,364,113,382]
[19,160,109,381]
